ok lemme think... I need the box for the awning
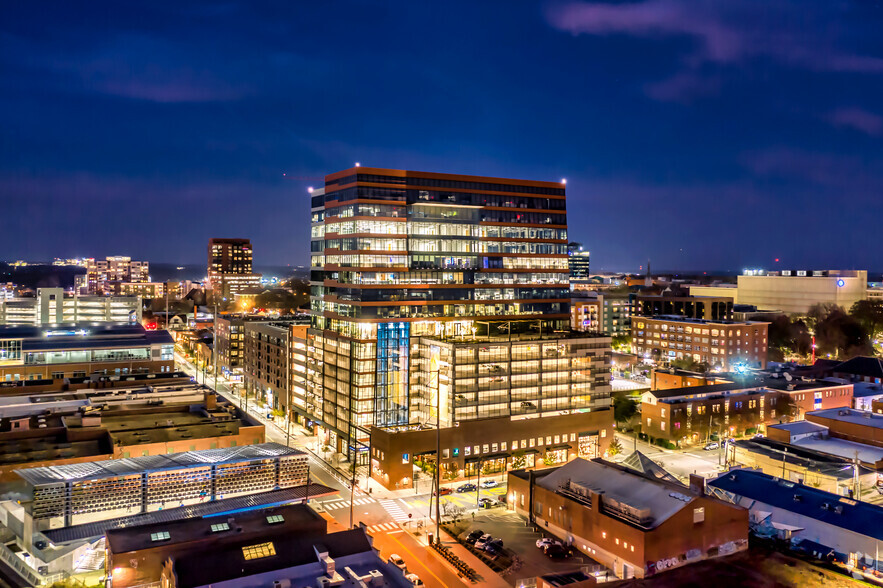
[771,522,804,532]
[520,449,540,455]
[548,444,572,451]
[464,452,511,463]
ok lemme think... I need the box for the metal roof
[16,442,303,486]
[709,469,883,540]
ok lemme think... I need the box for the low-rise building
[0,323,174,382]
[709,468,883,569]
[641,378,854,444]
[370,410,614,490]
[632,316,769,370]
[650,368,730,391]
[507,458,749,579]
[0,287,141,326]
[159,524,410,588]
[107,504,328,588]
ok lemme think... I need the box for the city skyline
[2,2,882,271]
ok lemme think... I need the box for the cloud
[827,107,883,136]
[546,1,883,100]
[741,148,883,197]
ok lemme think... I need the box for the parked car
[466,529,485,543]
[485,544,502,556]
[478,498,497,509]
[485,538,504,551]
[703,442,720,451]
[388,554,407,571]
[753,433,764,439]
[480,479,498,488]
[536,537,562,549]
[544,544,573,559]
[457,483,477,493]
[726,437,736,444]
[474,533,493,550]
[433,487,453,496]
[404,573,424,586]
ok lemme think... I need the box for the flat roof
[732,439,860,479]
[767,421,829,436]
[16,442,302,486]
[710,469,883,540]
[808,407,883,429]
[831,356,883,379]
[638,315,767,325]
[853,382,883,398]
[44,484,337,544]
[106,503,325,554]
[793,436,883,465]
[537,458,695,529]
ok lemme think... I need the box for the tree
[611,334,632,353]
[607,437,623,456]
[814,307,873,359]
[613,392,638,427]
[670,357,706,373]
[851,300,883,340]
[510,451,527,470]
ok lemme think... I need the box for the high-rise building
[568,242,590,278]
[308,167,577,461]
[85,256,149,294]
[207,238,262,301]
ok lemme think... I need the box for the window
[266,514,285,524]
[402,453,409,464]
[242,542,276,560]
[150,532,170,542]
[660,408,666,418]
[211,523,230,533]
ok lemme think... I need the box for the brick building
[632,316,769,370]
[507,458,748,579]
[641,378,853,445]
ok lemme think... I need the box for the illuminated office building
[309,168,578,460]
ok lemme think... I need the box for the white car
[474,533,493,550]
[536,537,562,549]
[480,479,498,488]
[405,573,424,586]
[388,554,406,571]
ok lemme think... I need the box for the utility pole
[349,440,358,529]
[781,447,788,479]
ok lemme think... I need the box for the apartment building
[571,292,630,336]
[207,238,262,301]
[308,167,572,461]
[243,320,309,418]
[85,256,149,294]
[632,315,770,370]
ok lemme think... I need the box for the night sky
[2,1,881,272]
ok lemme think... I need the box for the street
[612,431,729,480]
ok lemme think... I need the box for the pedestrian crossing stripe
[367,522,401,533]
[318,497,376,510]
[379,499,411,522]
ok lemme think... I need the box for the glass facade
[309,169,574,459]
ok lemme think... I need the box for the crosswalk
[318,497,376,511]
[380,498,411,523]
[366,521,402,534]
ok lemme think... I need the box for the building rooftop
[537,458,697,529]
[16,442,301,486]
[106,503,325,554]
[732,438,861,480]
[808,407,883,429]
[832,356,883,380]
[767,421,828,436]
[171,527,395,588]
[648,375,851,402]
[791,435,883,466]
[853,382,883,398]
[0,323,174,351]
[709,469,883,540]
[639,315,768,326]
[619,451,685,486]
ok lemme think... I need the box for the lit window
[211,523,230,533]
[242,542,276,560]
[150,532,170,542]
[266,515,285,524]
[602,531,607,539]
[615,538,620,545]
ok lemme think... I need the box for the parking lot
[445,508,613,585]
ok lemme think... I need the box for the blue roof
[709,469,883,540]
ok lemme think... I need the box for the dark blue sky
[2,1,882,272]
